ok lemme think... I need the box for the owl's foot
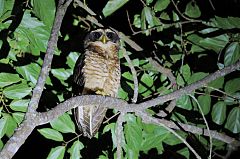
[95,90,108,96]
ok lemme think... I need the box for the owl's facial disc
[88,29,119,44]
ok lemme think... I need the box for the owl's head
[84,28,120,49]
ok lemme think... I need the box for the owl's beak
[100,35,107,44]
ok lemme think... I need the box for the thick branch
[0,1,72,158]
[135,60,240,110]
[27,0,72,113]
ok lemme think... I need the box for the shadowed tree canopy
[0,0,240,159]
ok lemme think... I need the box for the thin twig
[116,113,125,159]
[205,86,240,100]
[126,10,136,34]
[132,20,203,35]
[157,99,176,117]
[188,94,212,159]
[103,112,120,124]
[74,0,96,16]
[208,0,216,10]
[170,0,201,22]
[122,47,138,103]
[118,32,143,51]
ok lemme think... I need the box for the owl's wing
[72,53,85,95]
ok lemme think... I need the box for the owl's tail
[74,105,107,138]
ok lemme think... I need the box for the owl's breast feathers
[73,40,120,138]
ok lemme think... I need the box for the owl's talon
[95,90,108,96]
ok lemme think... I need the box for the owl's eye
[92,31,102,40]
[106,32,115,40]
[106,31,119,43]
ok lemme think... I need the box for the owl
[73,28,121,138]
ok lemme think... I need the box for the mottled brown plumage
[73,28,120,138]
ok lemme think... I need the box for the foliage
[0,0,240,158]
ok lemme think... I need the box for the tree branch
[0,0,73,158]
[135,60,240,110]
[116,113,125,159]
[1,59,239,158]
[122,47,138,103]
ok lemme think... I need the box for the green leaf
[225,107,240,133]
[38,128,63,141]
[16,63,41,85]
[139,73,154,97]
[124,120,142,152]
[224,42,240,66]
[47,146,65,159]
[4,114,17,137]
[0,117,7,138]
[0,139,3,149]
[103,0,129,17]
[178,148,190,159]
[185,1,201,18]
[103,123,118,149]
[198,95,211,115]
[0,73,21,88]
[199,34,229,52]
[32,0,56,30]
[143,7,154,27]
[133,14,141,28]
[51,68,72,81]
[0,0,14,22]
[129,59,139,67]
[16,11,50,56]
[211,102,226,125]
[224,78,240,94]
[125,145,139,159]
[0,0,4,17]
[164,133,184,145]
[67,52,79,69]
[141,7,147,31]
[3,82,32,99]
[67,140,84,159]
[187,72,208,84]
[117,87,129,100]
[208,77,224,89]
[0,107,2,116]
[177,64,191,86]
[211,16,240,29]
[122,71,134,89]
[146,0,154,5]
[141,125,169,154]
[181,64,191,81]
[50,113,75,133]
[176,95,192,110]
[12,112,25,124]
[154,0,170,12]
[10,99,29,112]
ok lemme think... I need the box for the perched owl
[73,28,121,138]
